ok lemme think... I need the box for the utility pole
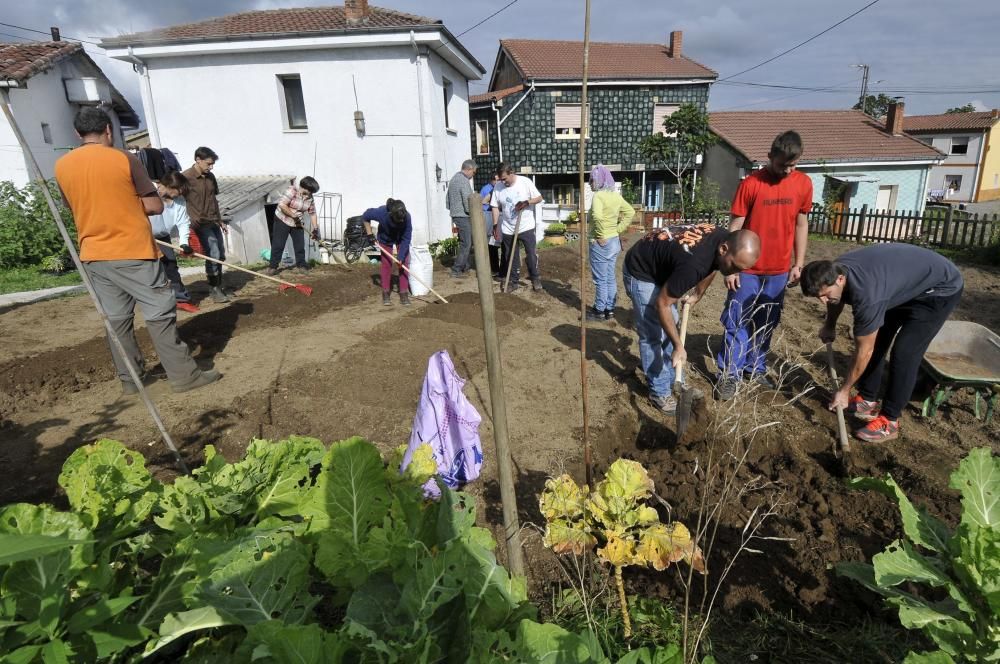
[853,64,870,109]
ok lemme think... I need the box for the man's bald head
[717,229,761,275]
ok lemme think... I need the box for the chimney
[886,99,905,136]
[669,30,683,58]
[50,27,60,42]
[992,109,999,120]
[344,0,370,25]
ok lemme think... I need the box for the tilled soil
[1,237,998,625]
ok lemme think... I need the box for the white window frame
[443,78,454,132]
[949,136,969,155]
[552,184,577,206]
[652,103,679,137]
[40,123,52,145]
[554,103,590,140]
[875,184,899,211]
[945,175,963,191]
[475,119,490,155]
[277,74,308,131]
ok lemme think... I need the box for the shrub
[0,180,76,270]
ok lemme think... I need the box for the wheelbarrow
[920,321,1000,423]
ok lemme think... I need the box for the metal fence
[808,204,1000,249]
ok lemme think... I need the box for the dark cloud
[5,0,997,125]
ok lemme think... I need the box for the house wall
[0,60,124,186]
[702,142,751,203]
[469,102,506,189]
[801,164,931,213]
[144,45,470,246]
[224,201,269,265]
[912,131,986,201]
[976,127,1000,201]
[492,54,521,90]
[498,84,710,176]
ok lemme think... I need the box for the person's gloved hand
[310,228,320,241]
[180,244,193,256]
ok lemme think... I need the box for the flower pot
[544,235,567,246]
[564,223,581,233]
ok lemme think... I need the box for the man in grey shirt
[800,244,963,442]
[446,159,477,277]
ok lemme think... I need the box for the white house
[0,41,139,186]
[101,1,486,247]
[903,110,1000,203]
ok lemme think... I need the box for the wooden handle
[155,239,299,288]
[502,208,524,293]
[373,243,449,304]
[676,300,691,384]
[826,342,851,454]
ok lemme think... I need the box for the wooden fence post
[855,204,868,244]
[942,205,954,248]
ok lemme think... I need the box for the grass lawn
[0,266,82,295]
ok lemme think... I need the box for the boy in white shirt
[490,163,544,292]
[149,171,198,312]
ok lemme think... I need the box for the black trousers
[270,222,307,269]
[856,289,962,419]
[154,234,191,302]
[500,230,540,282]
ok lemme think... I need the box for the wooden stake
[470,195,524,576]
[578,0,593,488]
[0,88,188,474]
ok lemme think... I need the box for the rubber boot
[208,274,230,303]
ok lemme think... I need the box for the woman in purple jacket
[362,198,413,306]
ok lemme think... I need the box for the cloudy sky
[4,0,999,125]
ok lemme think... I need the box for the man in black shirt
[800,243,963,442]
[622,225,761,413]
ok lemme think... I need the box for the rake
[155,239,313,296]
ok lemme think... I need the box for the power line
[454,0,521,39]
[0,21,101,45]
[717,0,882,82]
[712,78,859,111]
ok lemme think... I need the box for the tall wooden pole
[578,0,593,488]
[469,195,524,575]
[0,88,188,474]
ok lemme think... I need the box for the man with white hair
[446,159,477,278]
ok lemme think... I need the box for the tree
[636,103,716,218]
[853,93,896,118]
[946,103,977,114]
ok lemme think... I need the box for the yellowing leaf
[598,534,637,568]
[542,519,596,556]
[539,475,587,521]
[601,459,654,501]
[402,444,437,485]
[637,522,706,573]
[636,506,659,526]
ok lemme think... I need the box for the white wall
[918,131,986,201]
[145,45,473,246]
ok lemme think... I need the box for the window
[945,175,963,192]
[652,104,679,136]
[554,103,590,139]
[552,184,577,206]
[875,185,898,211]
[950,137,969,155]
[278,75,308,130]
[443,78,453,130]
[645,181,664,209]
[40,123,52,145]
[475,120,489,155]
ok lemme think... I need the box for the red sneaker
[854,414,899,442]
[176,302,200,313]
[847,395,879,421]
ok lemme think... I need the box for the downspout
[971,129,987,202]
[410,31,434,243]
[492,101,503,162]
[123,47,161,148]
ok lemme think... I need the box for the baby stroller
[343,215,376,264]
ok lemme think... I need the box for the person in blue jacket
[362,198,413,306]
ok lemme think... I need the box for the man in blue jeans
[183,146,230,303]
[621,225,761,413]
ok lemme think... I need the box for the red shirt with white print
[731,168,813,275]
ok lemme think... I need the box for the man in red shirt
[715,131,813,400]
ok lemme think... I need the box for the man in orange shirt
[715,131,813,400]
[55,107,220,395]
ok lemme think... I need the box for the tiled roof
[499,40,717,81]
[102,6,439,46]
[903,110,1000,133]
[709,110,944,164]
[217,176,293,217]
[470,84,524,106]
[0,41,83,83]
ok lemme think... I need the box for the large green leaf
[952,522,1000,617]
[399,544,466,623]
[305,437,390,538]
[902,650,957,663]
[144,606,230,657]
[615,644,683,663]
[194,529,316,626]
[461,533,534,630]
[65,596,139,634]
[873,540,953,588]
[57,439,158,537]
[950,447,999,530]
[87,624,154,660]
[134,541,199,630]
[849,476,952,554]
[886,595,974,657]
[0,534,88,567]
[244,621,350,664]
[509,619,604,663]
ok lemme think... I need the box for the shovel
[826,342,851,456]
[155,239,313,296]
[673,300,694,440]
[501,205,525,293]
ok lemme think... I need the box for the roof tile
[903,111,999,133]
[500,40,716,81]
[0,41,82,83]
[102,5,439,46]
[709,110,943,164]
[470,84,524,106]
